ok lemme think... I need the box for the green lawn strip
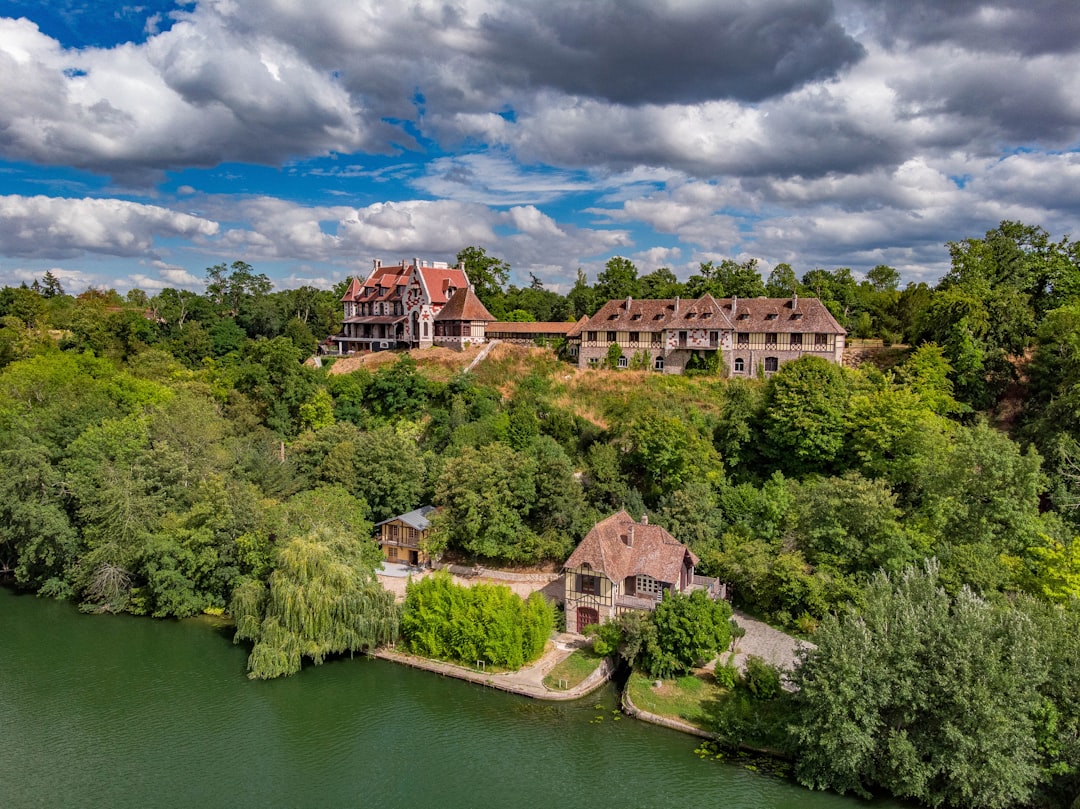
[627,670,717,729]
[543,647,605,690]
[626,671,792,753]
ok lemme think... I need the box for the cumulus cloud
[0,195,219,259]
[1,0,1077,289]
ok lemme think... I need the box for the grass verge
[626,670,793,754]
[543,647,605,691]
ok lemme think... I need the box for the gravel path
[730,610,813,671]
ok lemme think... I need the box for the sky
[0,0,1077,296]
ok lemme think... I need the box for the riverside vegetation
[2,227,1080,807]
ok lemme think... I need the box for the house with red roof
[563,511,724,634]
[433,286,496,351]
[334,258,470,353]
[573,293,846,376]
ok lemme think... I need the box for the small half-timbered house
[375,506,436,567]
[563,511,720,634]
[433,286,496,351]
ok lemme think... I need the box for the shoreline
[368,641,615,701]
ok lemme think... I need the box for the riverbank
[369,632,614,701]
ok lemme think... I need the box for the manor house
[334,258,470,353]
[570,293,845,376]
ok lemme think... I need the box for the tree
[765,263,799,297]
[791,562,1046,809]
[866,264,900,292]
[40,271,65,298]
[231,527,398,679]
[432,444,539,562]
[567,268,599,318]
[760,356,849,475]
[457,246,509,313]
[595,256,640,302]
[641,589,732,679]
[400,571,553,669]
[639,267,685,299]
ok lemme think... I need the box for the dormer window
[654,313,664,320]
[686,312,696,319]
[701,312,711,319]
[631,313,642,320]
[792,312,804,320]
[608,313,619,320]
[737,312,750,320]
[766,313,778,320]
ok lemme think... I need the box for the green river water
[0,587,900,809]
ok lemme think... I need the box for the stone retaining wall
[620,684,714,740]
[431,561,561,583]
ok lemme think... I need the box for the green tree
[432,444,539,562]
[766,263,799,297]
[791,562,1045,809]
[567,268,599,318]
[639,267,685,299]
[595,256,640,302]
[231,527,398,679]
[760,356,849,475]
[457,246,510,314]
[641,589,732,679]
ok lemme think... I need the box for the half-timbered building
[375,506,435,567]
[563,511,722,634]
[574,293,845,376]
[433,286,496,351]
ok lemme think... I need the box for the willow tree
[232,529,398,679]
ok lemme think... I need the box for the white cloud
[0,195,219,259]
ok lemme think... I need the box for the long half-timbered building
[570,293,845,376]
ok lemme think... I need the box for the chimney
[625,295,632,310]
[625,525,634,547]
[374,259,381,270]
[413,257,420,269]
[674,295,680,314]
[731,295,737,316]
[641,513,648,525]
[792,293,798,311]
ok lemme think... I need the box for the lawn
[626,670,793,754]
[543,647,605,691]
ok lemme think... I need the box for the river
[0,587,900,808]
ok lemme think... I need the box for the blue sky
[0,0,1078,295]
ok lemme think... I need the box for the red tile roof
[485,321,576,335]
[434,286,496,322]
[564,511,697,586]
[579,294,845,334]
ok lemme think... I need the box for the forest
[2,223,1080,808]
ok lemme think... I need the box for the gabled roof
[722,295,845,334]
[564,511,697,586]
[667,293,734,330]
[566,315,590,338]
[434,286,496,322]
[417,267,469,305]
[577,294,846,335]
[340,277,362,302]
[375,505,436,531]
[584,297,680,331]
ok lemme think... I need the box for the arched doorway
[411,311,419,345]
[576,606,599,634]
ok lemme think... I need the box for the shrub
[743,655,782,699]
[401,572,554,669]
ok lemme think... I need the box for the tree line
[2,222,1080,806]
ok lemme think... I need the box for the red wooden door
[576,607,599,634]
